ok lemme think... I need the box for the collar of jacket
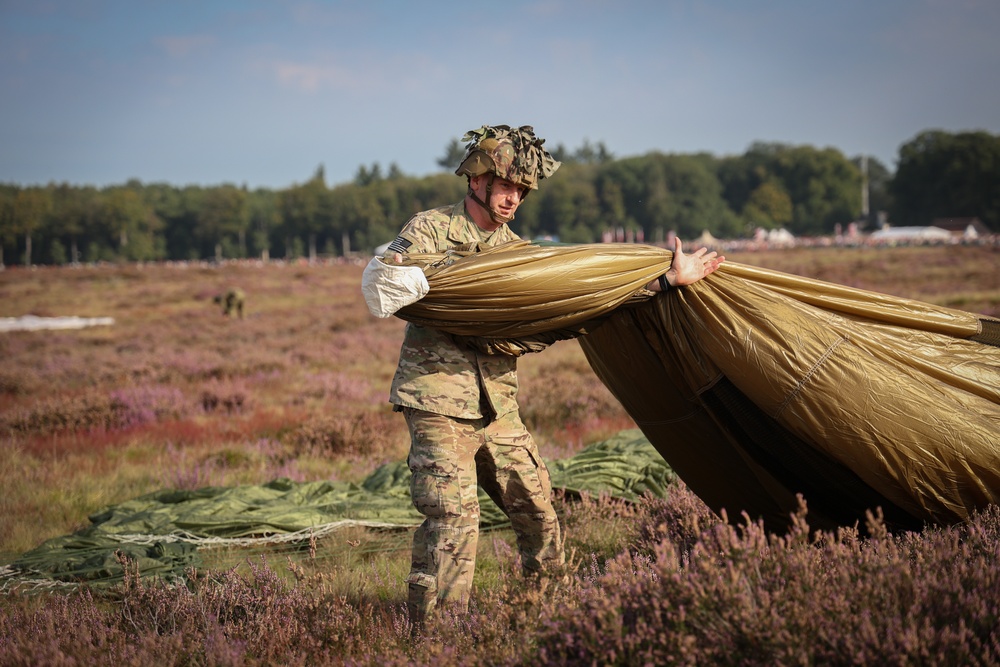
[447,201,500,245]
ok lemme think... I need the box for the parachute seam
[635,411,700,426]
[775,336,848,419]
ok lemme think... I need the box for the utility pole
[861,155,869,220]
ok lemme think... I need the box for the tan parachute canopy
[396,240,1000,533]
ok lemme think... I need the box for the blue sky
[2,0,999,189]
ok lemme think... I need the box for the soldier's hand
[669,238,724,286]
[646,238,725,291]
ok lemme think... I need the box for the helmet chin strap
[468,174,515,225]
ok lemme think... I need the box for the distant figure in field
[214,288,245,319]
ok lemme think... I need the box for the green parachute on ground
[2,431,672,589]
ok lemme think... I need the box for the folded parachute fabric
[394,240,664,355]
[395,241,1000,533]
[397,240,663,338]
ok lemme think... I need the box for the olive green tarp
[396,241,1000,533]
[2,431,671,588]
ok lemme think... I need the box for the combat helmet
[455,124,561,223]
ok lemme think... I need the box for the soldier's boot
[406,572,438,632]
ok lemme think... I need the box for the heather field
[1,243,999,665]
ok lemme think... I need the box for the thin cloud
[271,60,360,93]
[264,50,451,95]
[153,34,216,58]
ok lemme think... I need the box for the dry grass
[1,245,996,560]
[1,245,998,664]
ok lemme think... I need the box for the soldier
[213,288,245,319]
[379,124,723,627]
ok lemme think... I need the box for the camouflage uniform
[387,201,564,623]
[214,288,245,318]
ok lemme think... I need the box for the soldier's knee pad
[410,470,462,518]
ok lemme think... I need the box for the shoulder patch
[386,236,413,254]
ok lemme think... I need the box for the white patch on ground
[0,315,115,332]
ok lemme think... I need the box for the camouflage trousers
[402,407,564,624]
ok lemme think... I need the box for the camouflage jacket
[388,201,520,420]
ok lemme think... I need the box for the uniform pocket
[488,430,533,449]
[410,470,461,518]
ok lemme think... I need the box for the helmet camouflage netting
[455,125,561,190]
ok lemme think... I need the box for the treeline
[1,129,997,266]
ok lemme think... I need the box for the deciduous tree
[890,130,1000,229]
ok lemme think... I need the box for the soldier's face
[471,175,526,220]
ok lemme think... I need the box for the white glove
[361,256,430,318]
